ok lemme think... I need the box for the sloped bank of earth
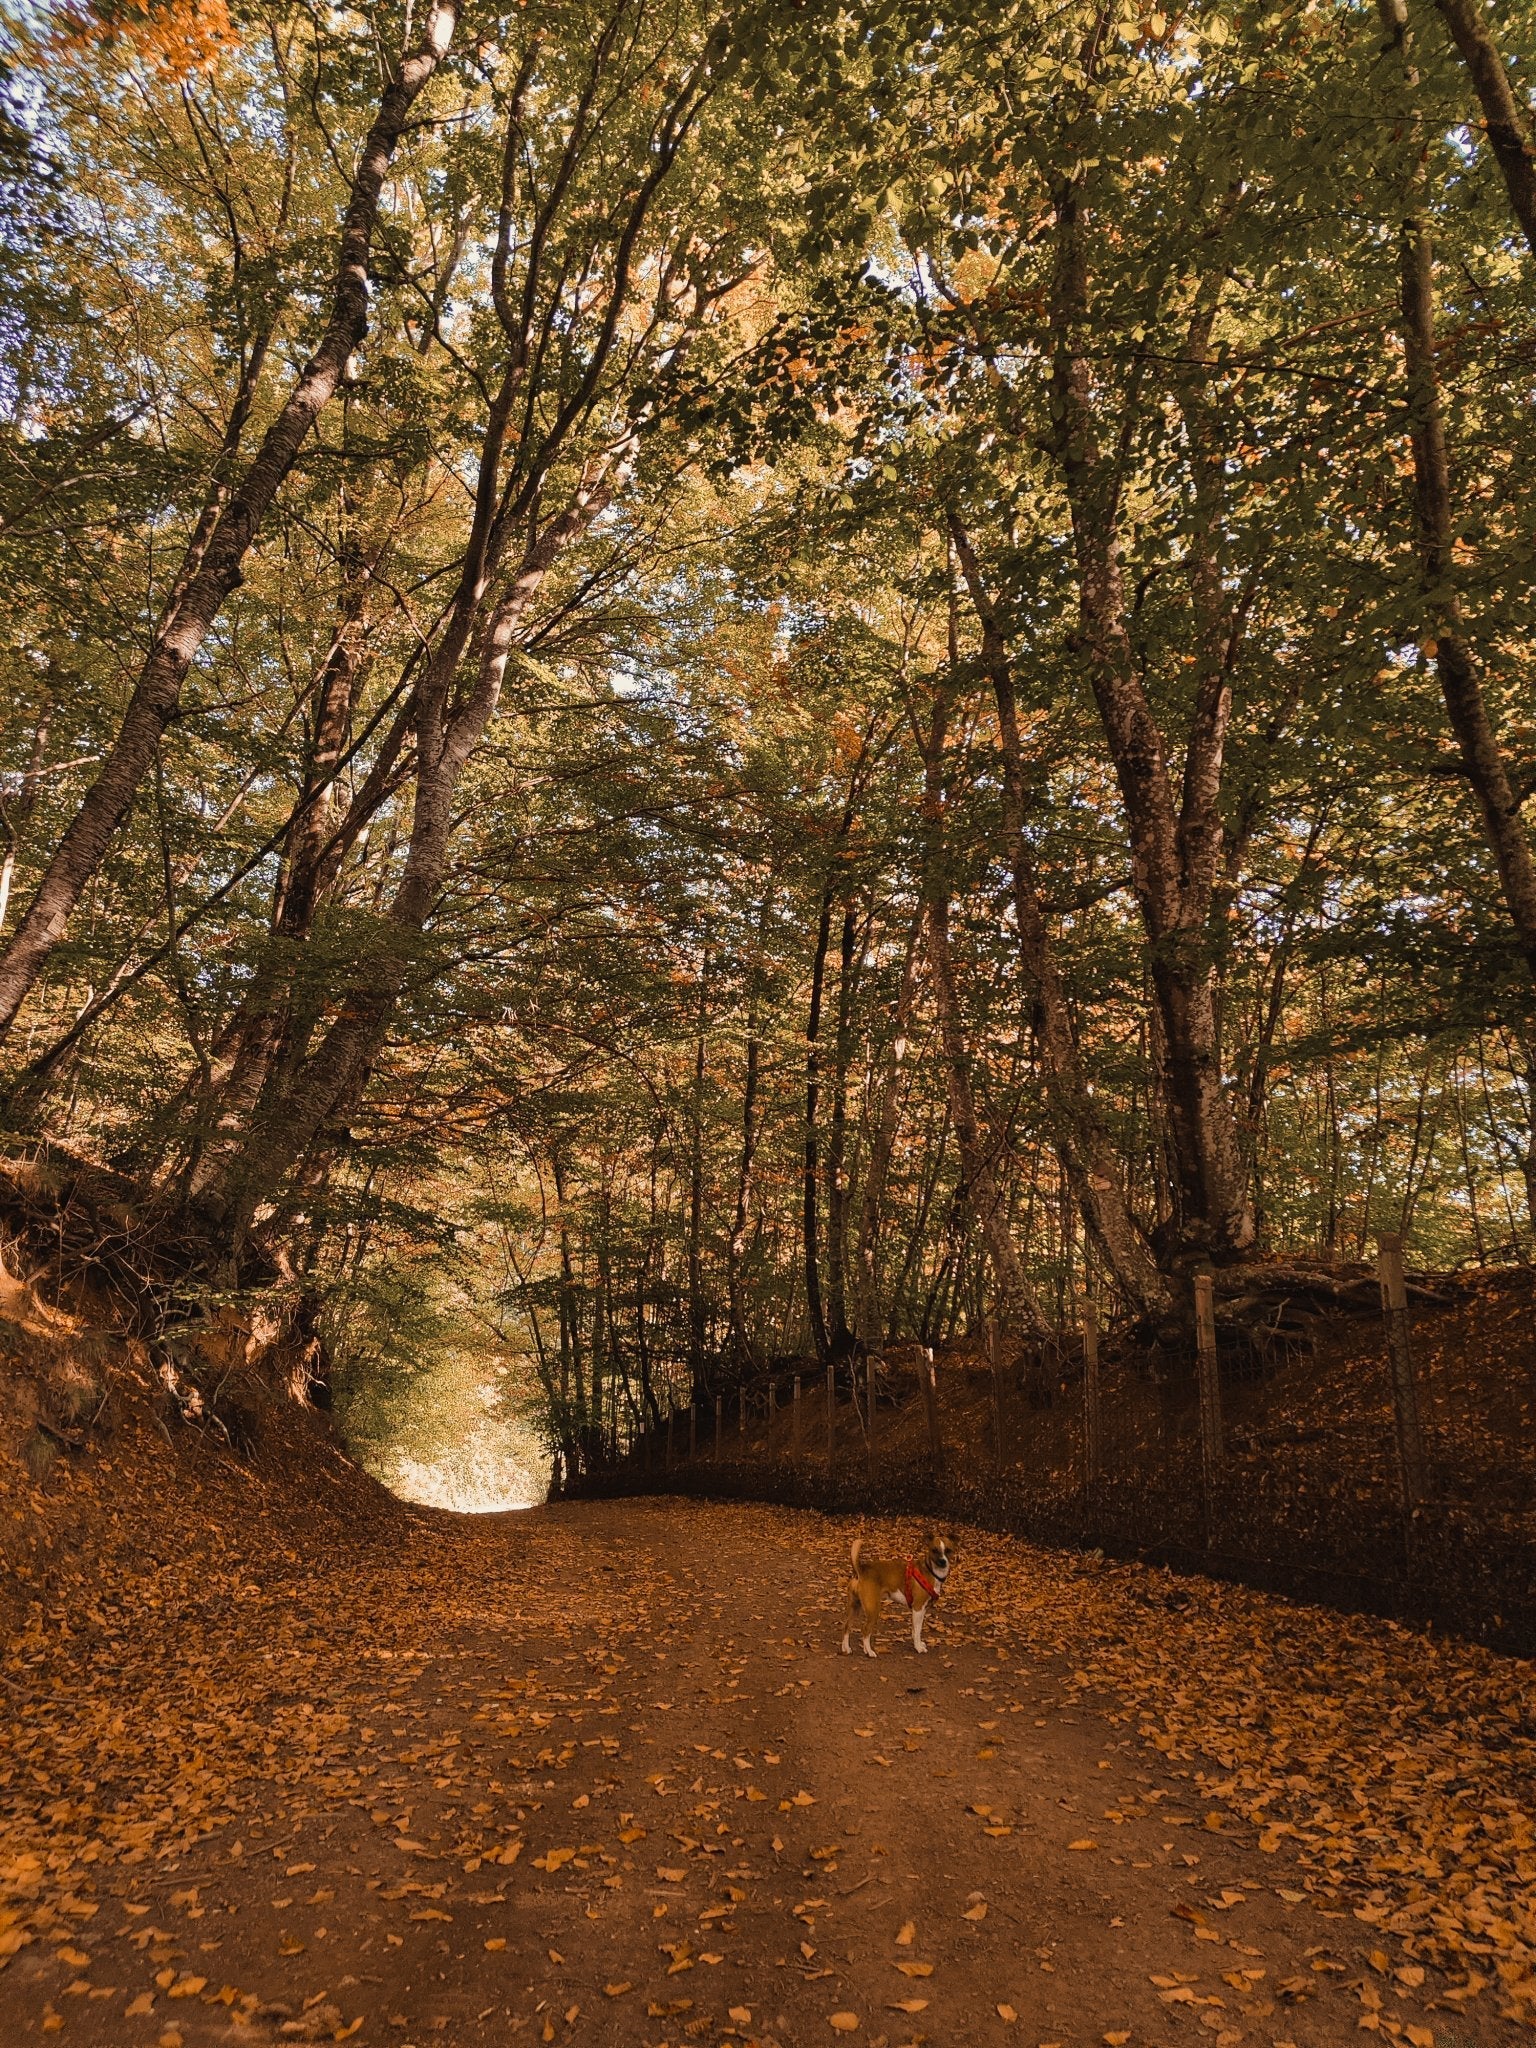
[0,1413,1532,2047]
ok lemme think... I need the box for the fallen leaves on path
[956,1528,1536,2027]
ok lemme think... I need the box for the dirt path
[0,1496,1522,2047]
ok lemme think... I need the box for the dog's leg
[912,1601,927,1654]
[842,1585,856,1655]
[861,1591,878,1657]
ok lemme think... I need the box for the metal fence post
[1377,1232,1427,1515]
[1082,1295,1101,1508]
[920,1346,944,1484]
[1194,1269,1222,1536]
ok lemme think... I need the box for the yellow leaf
[896,1920,915,1945]
[830,2015,860,2033]
[890,1998,929,2013]
[657,1867,686,1883]
[793,1791,817,1806]
[729,2007,752,2023]
[127,1994,155,2017]
[57,1947,90,1967]
[168,1975,207,1998]
[618,1827,646,1844]
[535,1848,575,1872]
[1068,1839,1098,1851]
[997,2004,1017,2022]
[895,1961,933,1976]
[604,1982,632,1997]
[1104,2034,1132,2045]
[963,1902,987,1921]
[484,1938,506,1952]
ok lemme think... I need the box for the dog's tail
[849,1538,862,1572]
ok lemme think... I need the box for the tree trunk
[1402,248,1536,986]
[687,935,710,1396]
[853,909,922,1346]
[1423,0,1536,258]
[183,555,376,1192]
[1047,177,1255,1262]
[913,681,1042,1334]
[727,897,769,1371]
[802,879,835,1362]
[948,517,1171,1315]
[0,1,458,1042]
[1380,0,1536,990]
[824,894,859,1347]
[923,887,1040,1334]
[197,490,603,1245]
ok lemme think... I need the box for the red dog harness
[904,1558,939,1607]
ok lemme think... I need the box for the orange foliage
[54,0,233,74]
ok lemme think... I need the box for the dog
[841,1529,952,1657]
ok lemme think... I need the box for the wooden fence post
[688,1402,697,1462]
[866,1351,878,1472]
[714,1393,723,1461]
[1377,1232,1427,1515]
[920,1346,944,1483]
[1081,1295,1101,1506]
[665,1409,673,1472]
[1193,1269,1222,1534]
[739,1384,747,1446]
[826,1356,836,1467]
[792,1374,802,1461]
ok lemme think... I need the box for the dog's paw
[862,1641,876,1659]
[914,1641,928,1654]
[840,1637,850,1655]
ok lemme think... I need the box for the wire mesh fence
[590,1256,1536,1654]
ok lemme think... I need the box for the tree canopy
[3,0,1535,1485]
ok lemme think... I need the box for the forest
[3,0,1536,1501]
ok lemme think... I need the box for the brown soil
[2,1465,1531,2048]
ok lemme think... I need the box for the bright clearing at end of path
[382,1440,545,1513]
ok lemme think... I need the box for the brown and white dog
[841,1530,953,1657]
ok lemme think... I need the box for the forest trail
[1,1496,1530,2048]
